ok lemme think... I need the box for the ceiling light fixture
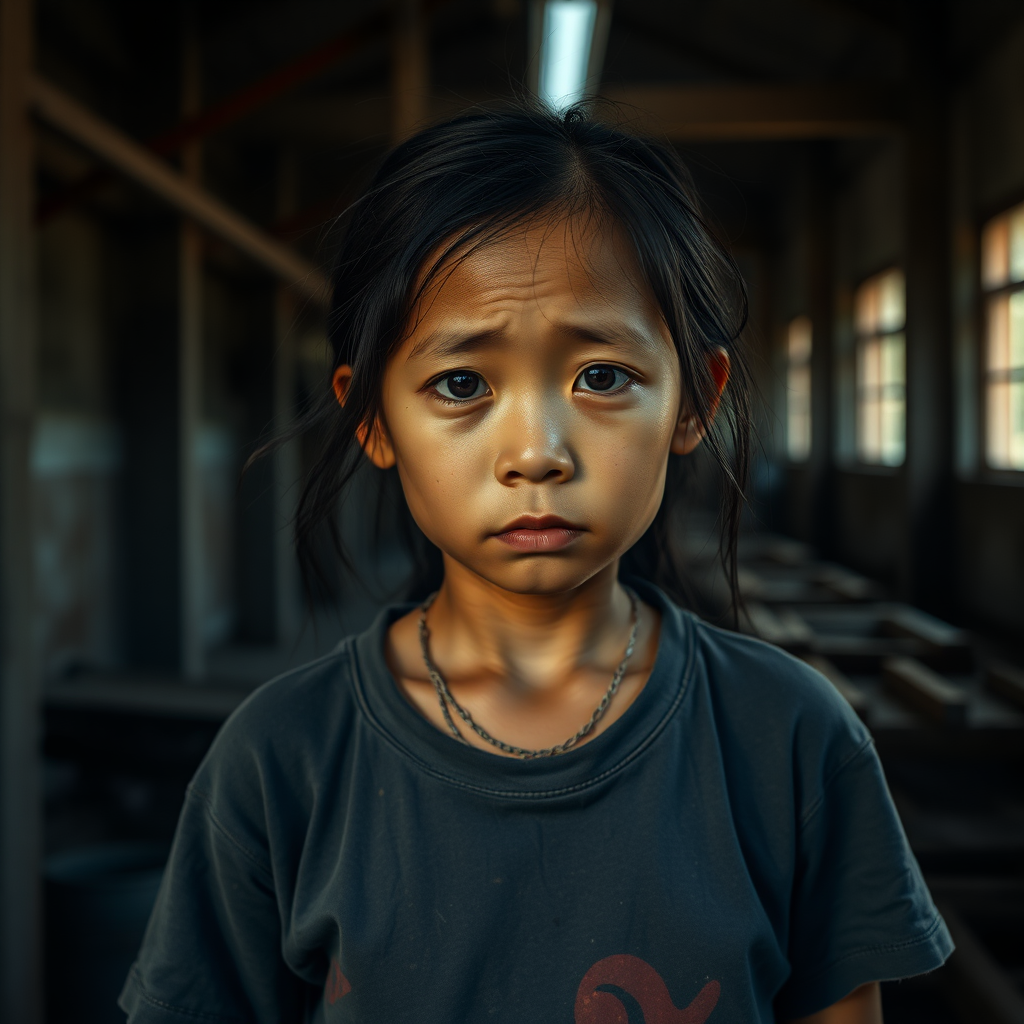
[534,0,610,112]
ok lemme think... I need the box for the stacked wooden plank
[729,535,1024,1020]
[730,537,1022,745]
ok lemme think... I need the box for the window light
[981,201,1024,470]
[786,316,812,462]
[854,269,906,466]
[537,0,599,111]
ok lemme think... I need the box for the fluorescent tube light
[538,0,598,111]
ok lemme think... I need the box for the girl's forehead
[410,214,655,320]
[393,214,673,365]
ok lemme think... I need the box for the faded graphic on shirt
[325,953,719,1022]
[575,955,720,1023]
[325,960,351,1005]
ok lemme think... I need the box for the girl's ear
[331,365,397,469]
[671,348,731,456]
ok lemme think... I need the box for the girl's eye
[433,371,488,402]
[576,365,631,393]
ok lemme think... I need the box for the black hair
[280,103,751,612]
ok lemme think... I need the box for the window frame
[784,315,813,463]
[978,199,1024,476]
[852,267,907,469]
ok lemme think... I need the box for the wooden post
[29,77,329,300]
[235,151,302,648]
[274,151,300,644]
[391,0,429,143]
[901,15,953,610]
[180,20,205,677]
[0,0,43,1017]
[806,142,836,557]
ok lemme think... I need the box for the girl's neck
[423,559,635,695]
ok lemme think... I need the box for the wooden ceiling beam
[600,83,903,140]
[611,10,772,81]
[37,0,452,223]
[30,76,330,305]
[239,83,903,145]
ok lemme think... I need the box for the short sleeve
[775,741,953,1020]
[118,787,308,1024]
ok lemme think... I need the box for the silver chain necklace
[417,588,640,759]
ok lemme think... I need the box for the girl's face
[350,215,711,596]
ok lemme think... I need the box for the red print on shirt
[575,955,720,1024]
[325,959,352,1004]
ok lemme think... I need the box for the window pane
[788,364,811,461]
[982,215,1009,289]
[854,268,905,336]
[786,317,812,461]
[986,291,1024,470]
[788,315,812,363]
[860,335,881,389]
[882,331,905,387]
[1012,379,1024,469]
[1011,290,1024,370]
[877,269,906,332]
[856,332,905,465]
[987,293,1010,373]
[854,269,906,466]
[855,280,878,335]
[1010,204,1024,284]
[988,379,1011,468]
[857,338,879,461]
[881,333,905,465]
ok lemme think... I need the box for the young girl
[120,107,951,1024]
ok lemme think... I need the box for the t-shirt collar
[349,577,695,799]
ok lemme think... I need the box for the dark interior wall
[833,469,903,588]
[774,149,829,547]
[775,138,908,569]
[766,19,1024,634]
[111,221,182,670]
[35,212,122,676]
[947,22,1024,635]
[830,138,905,578]
[955,483,1024,631]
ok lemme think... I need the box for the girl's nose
[493,399,576,485]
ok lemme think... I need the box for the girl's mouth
[493,515,584,552]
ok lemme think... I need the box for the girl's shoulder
[188,639,363,810]
[691,612,861,723]
[635,579,870,759]
[683,609,875,813]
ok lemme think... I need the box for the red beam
[145,11,389,160]
[37,1,444,223]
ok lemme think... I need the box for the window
[981,201,1024,470]
[786,316,812,461]
[854,268,905,466]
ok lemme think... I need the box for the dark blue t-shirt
[120,581,951,1023]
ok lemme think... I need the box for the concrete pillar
[0,0,43,1016]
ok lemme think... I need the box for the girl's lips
[493,518,584,552]
[496,527,583,551]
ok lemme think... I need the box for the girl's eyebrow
[410,327,504,359]
[410,319,656,360]
[558,321,659,351]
